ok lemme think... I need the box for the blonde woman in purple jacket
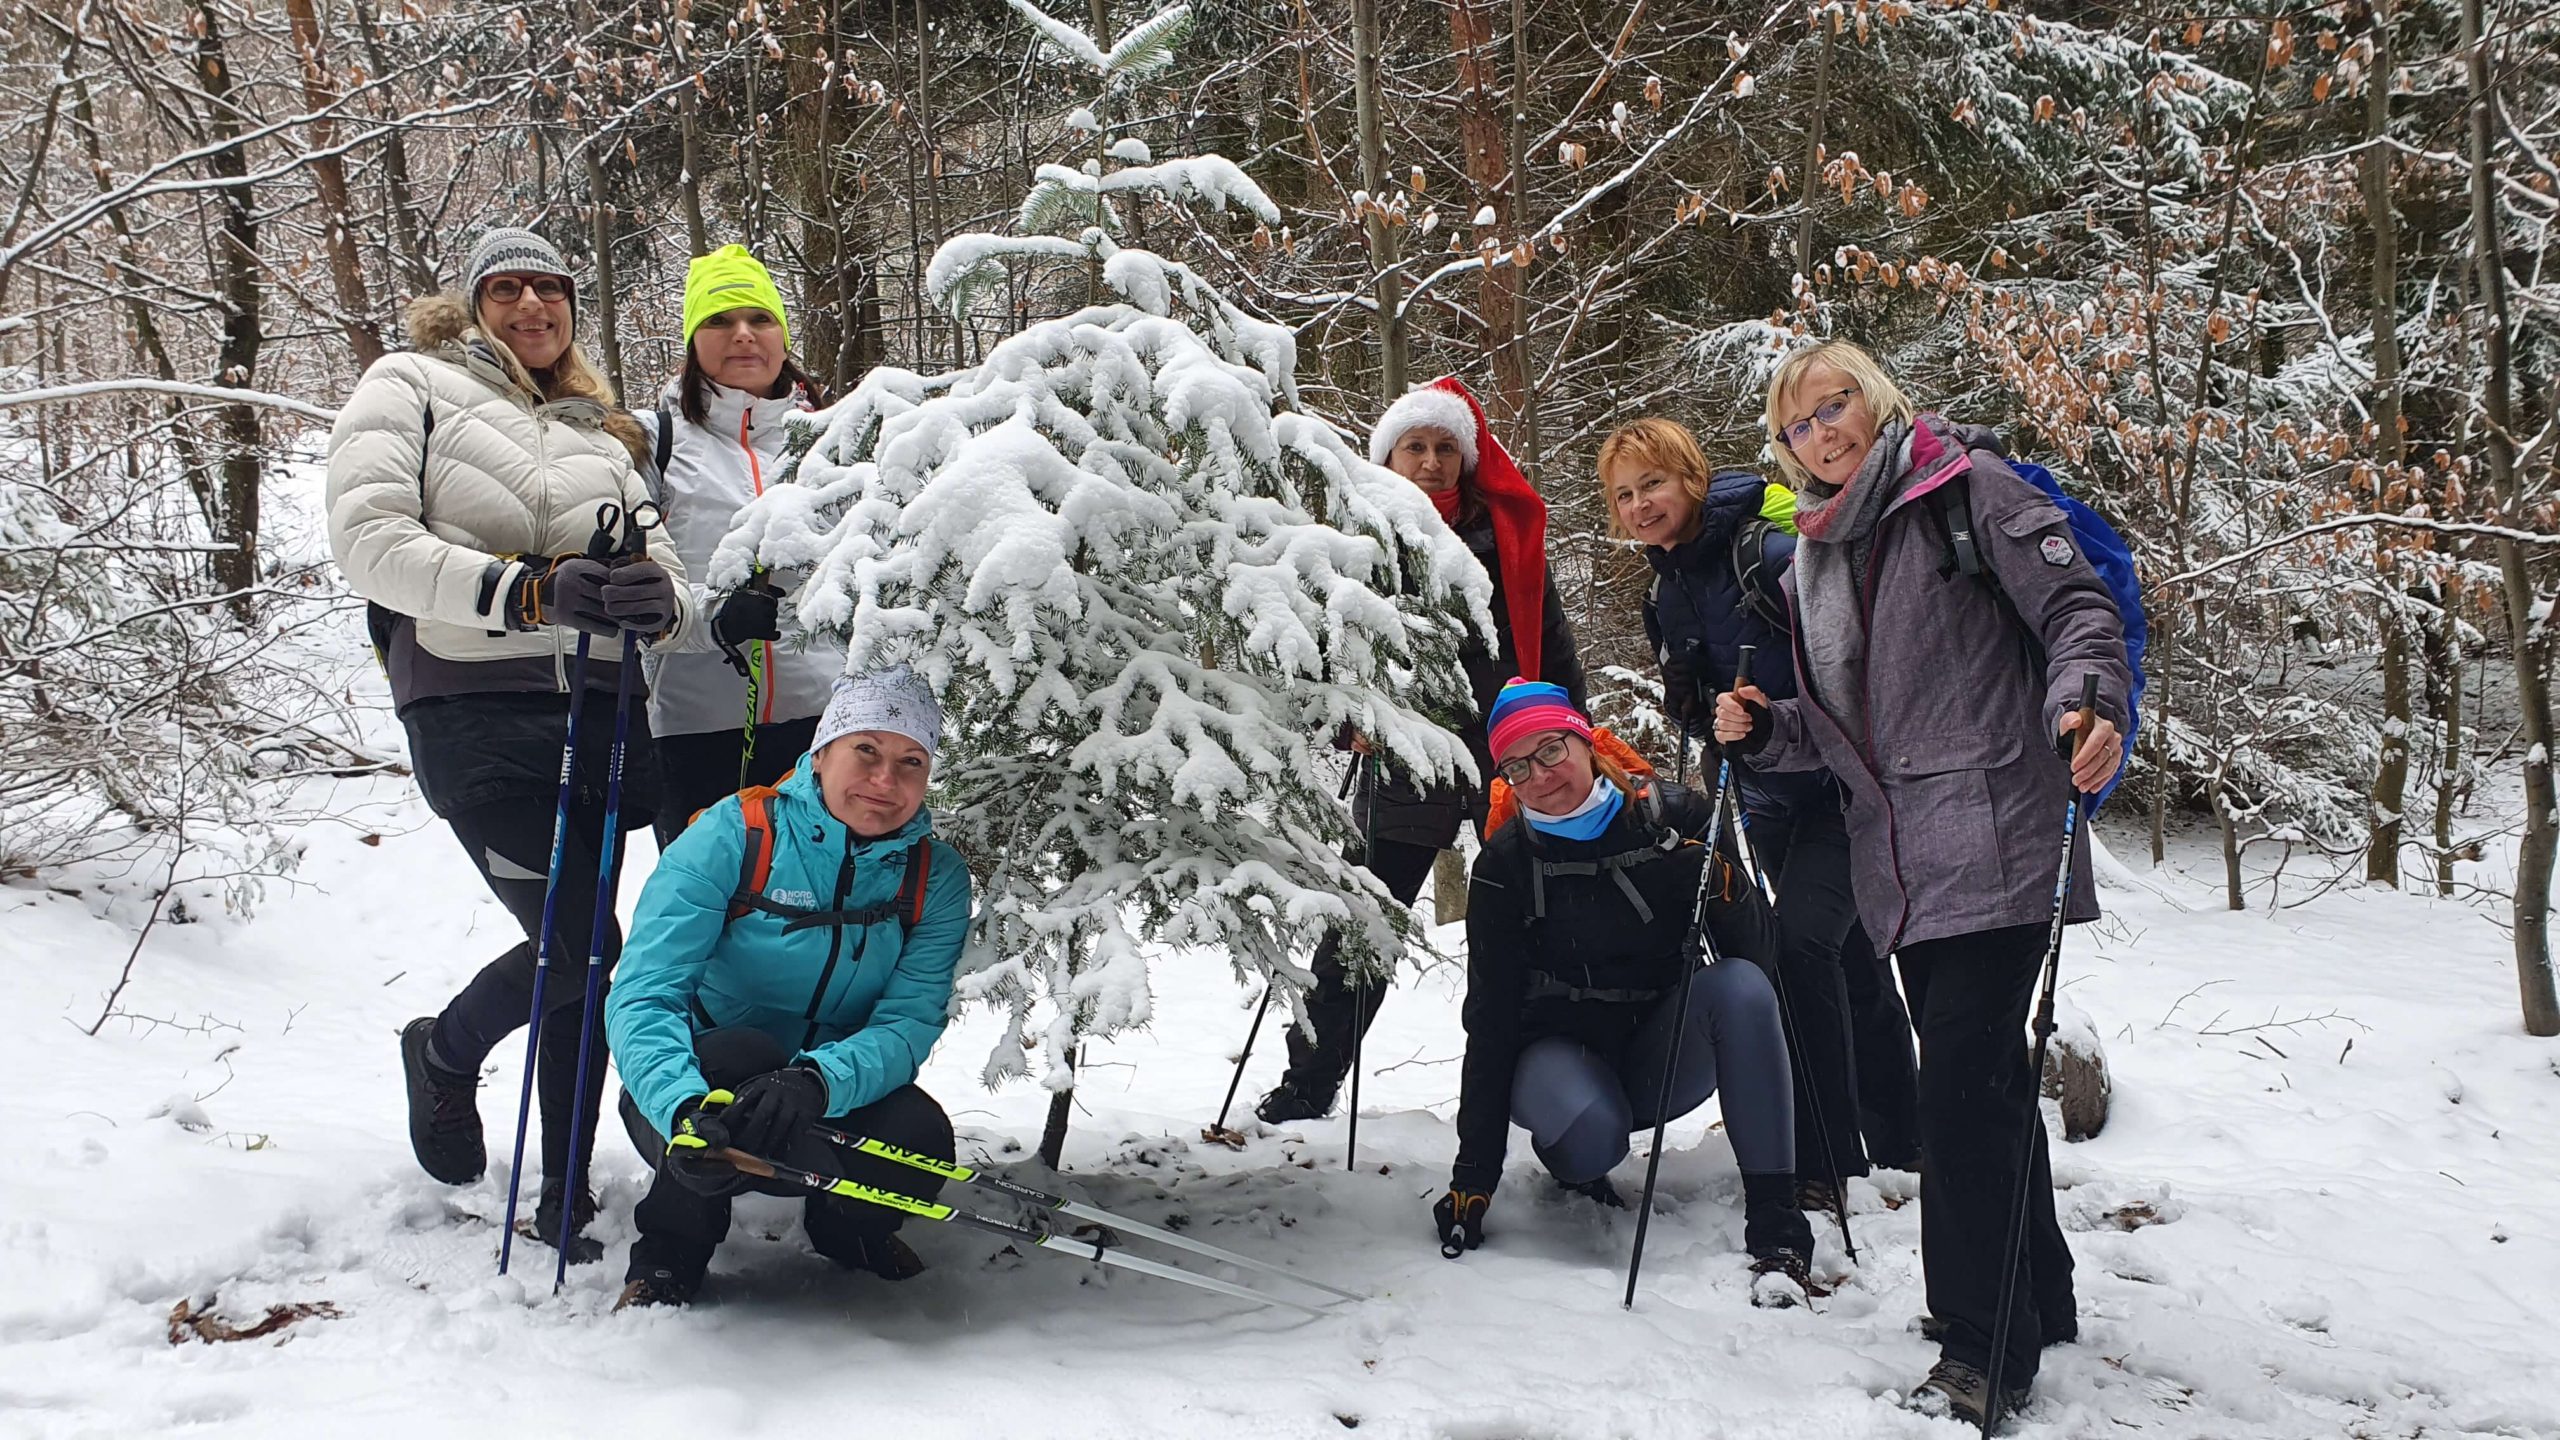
[1715,340,2129,1426]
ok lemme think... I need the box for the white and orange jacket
[637,380,839,739]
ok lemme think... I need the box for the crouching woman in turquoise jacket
[605,666,973,1309]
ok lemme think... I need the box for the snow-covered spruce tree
[714,0,1492,1158]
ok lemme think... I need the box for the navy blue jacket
[1642,471,1834,819]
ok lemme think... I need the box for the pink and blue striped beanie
[1486,678,1593,761]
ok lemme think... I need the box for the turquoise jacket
[606,765,972,1135]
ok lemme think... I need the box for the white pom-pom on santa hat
[1367,384,1481,472]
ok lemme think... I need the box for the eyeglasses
[482,274,570,304]
[1777,385,1861,450]
[1496,734,1580,786]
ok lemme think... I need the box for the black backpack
[1728,515,1792,635]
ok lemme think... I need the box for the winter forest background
[5,0,2560,1045]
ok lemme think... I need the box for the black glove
[720,1064,830,1157]
[602,558,678,638]
[1724,688,1774,757]
[1433,1187,1490,1258]
[711,579,782,650]
[664,1093,746,1197]
[1660,650,1709,728]
[506,556,618,636]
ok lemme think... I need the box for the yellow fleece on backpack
[683,245,790,349]
[1759,481,1799,535]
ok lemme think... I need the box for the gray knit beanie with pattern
[460,227,577,317]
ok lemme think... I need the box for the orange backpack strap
[725,786,783,922]
[895,839,933,930]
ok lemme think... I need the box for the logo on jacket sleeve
[2040,535,2075,567]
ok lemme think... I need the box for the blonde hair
[469,291,619,409]
[1596,417,1714,541]
[1763,340,1916,490]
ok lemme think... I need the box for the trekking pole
[1715,645,1858,1265]
[550,499,663,1290]
[1981,673,2100,1437]
[1210,751,1360,1138]
[716,568,772,793]
[711,1145,1331,1316]
[805,1122,1367,1301]
[1625,652,1751,1309]
[1346,751,1376,1172]
[496,501,629,1277]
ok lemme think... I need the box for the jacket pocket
[1880,731,2020,906]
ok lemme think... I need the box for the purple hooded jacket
[1756,418,2132,952]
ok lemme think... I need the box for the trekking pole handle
[712,1146,780,1180]
[1735,644,1756,693]
[2061,673,2100,766]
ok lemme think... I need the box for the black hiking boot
[400,1017,485,1185]
[1742,1173,1816,1259]
[614,1264,699,1311]
[1747,1248,1827,1305]
[1559,1174,1629,1209]
[1795,1177,1843,1214]
[1913,1356,2031,1430]
[1253,1076,1338,1125]
[831,1232,927,1282]
[526,1179,602,1266]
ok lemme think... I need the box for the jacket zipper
[799,830,859,1050]
[739,407,774,725]
[530,393,567,692]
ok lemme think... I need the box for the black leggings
[426,792,629,1189]
[621,1027,954,1284]
[1508,960,1795,1182]
[1279,834,1442,1092]
[652,715,822,853]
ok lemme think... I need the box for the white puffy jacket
[637,379,838,738]
[326,297,695,706]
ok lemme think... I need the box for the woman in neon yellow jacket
[605,666,973,1309]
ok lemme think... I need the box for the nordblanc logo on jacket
[767,887,818,908]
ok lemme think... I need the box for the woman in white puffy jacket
[637,244,840,849]
[325,227,695,1256]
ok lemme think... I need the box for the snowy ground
[6,635,2559,1438]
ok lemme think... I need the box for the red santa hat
[1367,385,1482,472]
[1370,378,1553,685]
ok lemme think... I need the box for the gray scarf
[1790,418,1919,748]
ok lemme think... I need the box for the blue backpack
[1925,459,2147,809]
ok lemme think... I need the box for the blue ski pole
[551,500,661,1289]
[496,501,629,1276]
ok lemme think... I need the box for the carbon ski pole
[713,1146,1330,1317]
[805,1123,1366,1302]
[1981,672,2101,1437]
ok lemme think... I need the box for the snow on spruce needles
[707,0,1491,1097]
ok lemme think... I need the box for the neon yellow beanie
[683,245,790,350]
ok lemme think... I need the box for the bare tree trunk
[2426,598,2465,898]
[675,0,708,257]
[1505,0,1540,481]
[2462,0,2560,1035]
[283,0,383,368]
[196,3,263,611]
[2364,0,2407,886]
[1794,26,1834,280]
[2217,765,2243,911]
[1449,0,1524,426]
[348,0,435,296]
[1352,0,1405,399]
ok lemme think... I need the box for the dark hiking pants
[620,1026,954,1286]
[1278,834,1441,1095]
[1900,922,2077,1385]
